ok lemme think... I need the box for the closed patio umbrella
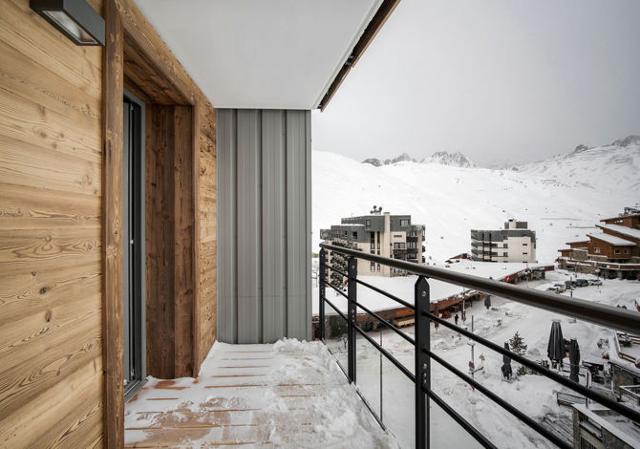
[569,338,580,382]
[547,320,565,367]
[501,341,512,380]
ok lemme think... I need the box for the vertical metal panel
[216,108,311,343]
[261,110,286,342]
[216,110,237,343]
[286,110,310,340]
[305,110,312,340]
[236,110,262,343]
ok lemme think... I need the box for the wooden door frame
[102,0,204,446]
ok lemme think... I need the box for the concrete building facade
[320,208,425,276]
[471,219,537,263]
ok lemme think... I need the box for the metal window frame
[123,90,146,399]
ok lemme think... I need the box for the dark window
[123,93,145,399]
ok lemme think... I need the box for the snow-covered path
[124,340,399,449]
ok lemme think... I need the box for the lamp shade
[30,0,105,46]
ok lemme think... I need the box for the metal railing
[318,243,640,449]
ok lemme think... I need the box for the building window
[366,219,371,226]
[522,243,528,246]
[523,252,528,255]
[594,247,601,254]
[370,262,375,271]
[614,249,621,255]
[503,252,508,256]
[352,232,357,239]
[400,219,409,226]
[376,264,380,272]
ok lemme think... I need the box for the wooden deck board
[124,342,353,448]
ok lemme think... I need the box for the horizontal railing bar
[353,300,416,346]
[322,295,348,322]
[426,389,499,449]
[326,261,416,310]
[321,243,640,334]
[334,312,497,449]
[428,350,572,449]
[355,278,416,310]
[353,322,415,382]
[426,312,640,423]
[325,263,348,278]
[325,281,349,300]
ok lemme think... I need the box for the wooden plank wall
[143,104,196,378]
[0,0,104,447]
[0,0,217,445]
[115,0,217,373]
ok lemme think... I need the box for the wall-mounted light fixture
[30,0,105,46]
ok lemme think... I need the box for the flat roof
[572,403,640,447]
[134,0,397,109]
[587,233,635,246]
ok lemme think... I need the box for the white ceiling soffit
[133,0,382,110]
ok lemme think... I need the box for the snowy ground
[125,340,399,449]
[325,271,640,449]
[313,258,538,314]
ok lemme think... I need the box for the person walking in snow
[454,313,459,326]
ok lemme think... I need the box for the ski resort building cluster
[470,219,537,263]
[320,207,425,276]
[558,207,640,279]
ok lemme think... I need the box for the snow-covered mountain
[422,151,475,168]
[362,151,474,168]
[362,153,416,167]
[314,136,639,264]
[515,135,640,191]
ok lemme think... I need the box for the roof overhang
[133,0,398,110]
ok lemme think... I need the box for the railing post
[415,276,430,449]
[347,256,357,384]
[319,249,326,341]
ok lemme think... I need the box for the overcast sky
[312,0,640,166]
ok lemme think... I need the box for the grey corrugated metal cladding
[216,109,312,344]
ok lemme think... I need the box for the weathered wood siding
[113,0,217,374]
[0,0,104,447]
[0,0,217,446]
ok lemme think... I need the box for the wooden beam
[102,0,125,447]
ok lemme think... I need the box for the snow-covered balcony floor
[124,340,397,448]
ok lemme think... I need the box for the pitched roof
[597,224,640,241]
[587,233,635,247]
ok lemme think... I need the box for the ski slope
[313,136,640,264]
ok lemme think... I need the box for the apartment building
[320,207,425,276]
[471,219,537,263]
